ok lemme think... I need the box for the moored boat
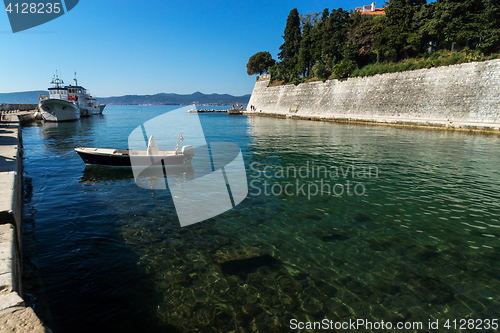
[38,76,80,122]
[75,134,194,167]
[38,73,106,122]
[68,74,106,116]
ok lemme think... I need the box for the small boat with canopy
[75,132,194,166]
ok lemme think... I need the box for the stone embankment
[0,114,51,332]
[0,104,38,112]
[246,59,500,132]
[187,108,246,113]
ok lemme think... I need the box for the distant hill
[0,91,47,104]
[0,91,251,105]
[99,92,251,106]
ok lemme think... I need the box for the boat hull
[39,99,80,122]
[75,148,187,167]
[79,104,106,116]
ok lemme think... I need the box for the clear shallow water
[22,106,500,332]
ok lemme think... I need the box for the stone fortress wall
[246,59,500,131]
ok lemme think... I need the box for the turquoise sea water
[22,106,500,332]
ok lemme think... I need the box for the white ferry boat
[38,73,106,122]
[38,75,79,122]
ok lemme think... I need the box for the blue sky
[0,0,371,97]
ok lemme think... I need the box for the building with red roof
[355,2,385,16]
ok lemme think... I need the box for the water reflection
[39,116,107,152]
[80,164,195,184]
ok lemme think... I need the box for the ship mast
[50,71,64,88]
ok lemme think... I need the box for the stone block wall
[247,59,500,131]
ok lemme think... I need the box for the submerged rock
[314,228,350,242]
[367,239,392,252]
[212,247,280,275]
[354,212,373,223]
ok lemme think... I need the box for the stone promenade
[0,114,51,332]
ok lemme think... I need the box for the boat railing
[174,132,183,154]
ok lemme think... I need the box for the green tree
[378,0,427,60]
[300,11,321,27]
[312,62,331,81]
[412,1,440,53]
[433,0,499,52]
[278,8,302,62]
[333,58,356,79]
[268,62,286,82]
[322,8,350,68]
[436,0,480,45]
[479,0,500,53]
[252,0,500,84]
[278,8,302,81]
[297,22,313,76]
[246,51,276,75]
[311,9,330,63]
[347,13,386,66]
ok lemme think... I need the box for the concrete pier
[0,114,51,332]
[0,104,38,112]
[187,108,229,113]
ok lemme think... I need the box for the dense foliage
[246,51,276,75]
[247,0,500,83]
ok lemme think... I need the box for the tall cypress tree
[297,22,313,76]
[278,8,302,80]
[322,8,350,68]
[311,9,330,64]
